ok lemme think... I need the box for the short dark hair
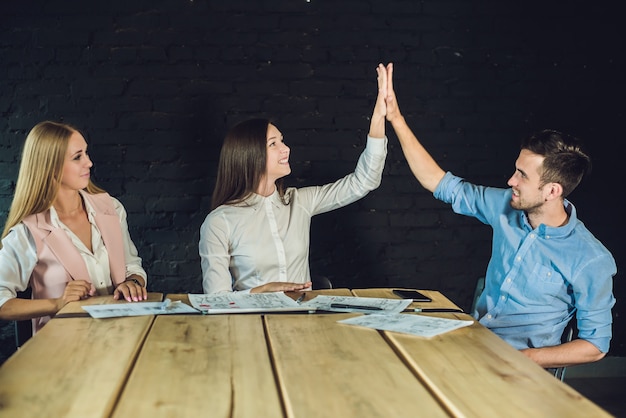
[521,129,591,197]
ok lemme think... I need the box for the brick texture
[1,0,624,360]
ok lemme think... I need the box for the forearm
[368,113,386,139]
[520,339,606,369]
[0,297,60,321]
[389,115,445,193]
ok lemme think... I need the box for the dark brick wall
[1,0,624,361]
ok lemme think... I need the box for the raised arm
[384,63,446,193]
[368,63,388,139]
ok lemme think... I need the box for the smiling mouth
[279,159,289,164]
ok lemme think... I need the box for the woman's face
[264,123,291,182]
[60,131,93,191]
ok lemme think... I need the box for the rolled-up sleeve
[112,198,147,283]
[0,226,38,308]
[572,253,616,353]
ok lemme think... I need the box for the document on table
[338,313,474,338]
[82,299,200,318]
[188,292,314,314]
[300,295,412,314]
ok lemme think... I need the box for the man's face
[506,149,550,213]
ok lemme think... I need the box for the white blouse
[200,135,387,293]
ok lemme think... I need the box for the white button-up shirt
[200,135,387,293]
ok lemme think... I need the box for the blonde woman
[0,121,147,333]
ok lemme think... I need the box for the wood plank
[265,313,452,418]
[55,293,164,317]
[0,315,153,418]
[386,321,613,418]
[112,315,284,418]
[351,288,462,310]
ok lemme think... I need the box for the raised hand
[383,63,402,123]
[373,63,389,119]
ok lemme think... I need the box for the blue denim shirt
[434,172,616,352]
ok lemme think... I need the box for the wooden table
[0,289,612,417]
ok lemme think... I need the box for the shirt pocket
[523,263,566,302]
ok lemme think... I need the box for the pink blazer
[21,192,127,331]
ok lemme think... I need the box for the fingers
[65,280,92,298]
[58,280,93,310]
[114,281,148,302]
[376,63,387,96]
[254,281,313,293]
[387,62,394,93]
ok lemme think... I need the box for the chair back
[14,288,33,349]
[554,317,577,381]
[312,275,333,290]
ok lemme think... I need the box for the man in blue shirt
[381,63,616,369]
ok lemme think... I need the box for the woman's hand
[114,276,148,302]
[56,280,95,311]
[373,63,389,119]
[251,281,312,294]
[369,63,390,139]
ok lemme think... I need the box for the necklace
[55,198,84,216]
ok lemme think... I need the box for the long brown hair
[211,118,287,210]
[1,121,105,241]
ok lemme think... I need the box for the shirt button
[516,256,521,261]
[530,233,535,238]
[487,314,492,319]
[506,278,511,283]
[501,295,506,300]
[547,272,552,277]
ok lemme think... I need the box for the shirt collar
[522,199,577,238]
[243,189,284,209]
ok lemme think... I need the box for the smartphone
[392,289,432,302]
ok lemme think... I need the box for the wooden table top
[0,288,612,418]
[0,314,153,417]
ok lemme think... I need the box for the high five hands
[375,62,403,124]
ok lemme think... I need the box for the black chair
[14,288,33,349]
[470,276,485,313]
[554,317,577,381]
[473,276,575,381]
[311,275,333,290]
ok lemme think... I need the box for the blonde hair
[1,121,104,242]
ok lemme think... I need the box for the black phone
[392,289,432,302]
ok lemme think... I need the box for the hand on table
[251,281,313,294]
[114,277,148,302]
[56,280,95,311]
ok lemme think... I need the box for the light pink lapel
[35,212,91,283]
